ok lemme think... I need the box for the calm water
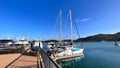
[57,42,120,68]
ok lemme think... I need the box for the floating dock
[54,53,84,61]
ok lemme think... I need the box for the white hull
[115,44,120,46]
[56,48,84,57]
[73,48,84,54]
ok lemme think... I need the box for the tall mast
[69,10,73,43]
[60,10,62,44]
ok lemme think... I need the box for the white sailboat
[68,10,84,55]
[51,10,84,58]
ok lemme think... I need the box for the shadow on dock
[5,48,39,68]
[7,54,37,68]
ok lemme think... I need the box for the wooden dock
[0,53,21,68]
[0,47,62,68]
[0,45,43,68]
[7,54,38,68]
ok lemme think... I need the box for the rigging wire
[73,19,83,47]
[51,12,60,39]
[73,20,81,39]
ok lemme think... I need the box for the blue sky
[0,0,120,40]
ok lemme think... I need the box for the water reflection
[57,42,120,68]
[57,56,84,68]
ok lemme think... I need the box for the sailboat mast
[69,10,73,43]
[60,10,62,44]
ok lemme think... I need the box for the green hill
[75,32,120,42]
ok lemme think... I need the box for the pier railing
[39,47,61,68]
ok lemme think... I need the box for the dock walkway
[7,54,38,68]
[2,47,61,68]
[0,53,20,68]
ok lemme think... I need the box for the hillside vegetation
[76,32,120,42]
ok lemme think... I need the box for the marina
[0,37,83,68]
[0,0,120,68]
[2,42,120,68]
[0,39,61,68]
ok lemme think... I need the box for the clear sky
[0,0,120,40]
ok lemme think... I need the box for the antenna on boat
[60,10,62,44]
[69,10,73,44]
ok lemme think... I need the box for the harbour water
[57,42,120,68]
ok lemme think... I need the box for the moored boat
[115,41,120,46]
[47,10,84,60]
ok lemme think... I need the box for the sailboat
[115,41,120,46]
[68,10,84,54]
[53,10,84,58]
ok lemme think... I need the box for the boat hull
[56,48,84,57]
[73,48,84,54]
